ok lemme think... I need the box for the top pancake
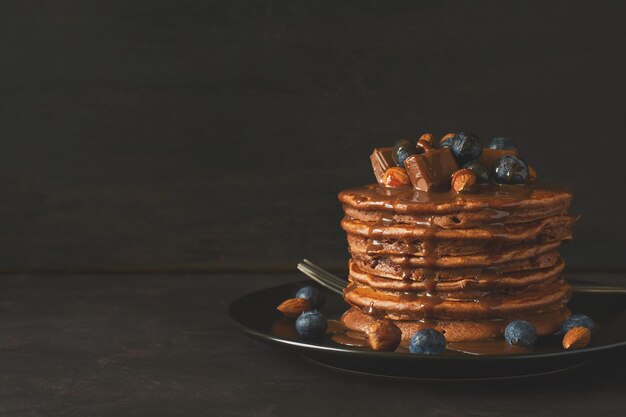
[339,183,573,229]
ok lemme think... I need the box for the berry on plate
[295,310,327,339]
[408,328,446,354]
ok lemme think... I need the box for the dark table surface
[1,271,624,417]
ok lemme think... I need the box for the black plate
[229,280,626,379]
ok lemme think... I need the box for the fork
[297,259,626,295]
[296,259,344,295]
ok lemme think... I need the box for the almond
[528,165,537,182]
[277,298,311,318]
[367,320,402,351]
[416,139,433,153]
[562,326,591,350]
[418,133,435,146]
[440,132,456,145]
[382,167,410,187]
[451,168,477,193]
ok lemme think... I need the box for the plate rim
[303,356,589,381]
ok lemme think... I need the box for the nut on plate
[277,298,311,318]
[382,167,410,187]
[562,326,591,350]
[418,133,435,146]
[451,168,477,193]
[367,319,402,351]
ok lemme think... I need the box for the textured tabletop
[0,272,624,417]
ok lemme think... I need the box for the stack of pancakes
[338,183,576,344]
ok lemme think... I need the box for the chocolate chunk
[370,147,395,184]
[404,148,458,191]
[479,148,518,169]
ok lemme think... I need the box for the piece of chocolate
[479,148,518,169]
[370,147,395,184]
[404,148,458,191]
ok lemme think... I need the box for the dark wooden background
[1,0,625,272]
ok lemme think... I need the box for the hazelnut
[451,168,477,193]
[367,320,402,351]
[382,167,410,187]
[416,139,433,153]
[418,133,435,146]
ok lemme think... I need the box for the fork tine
[296,264,343,294]
[298,263,344,292]
[571,285,626,294]
[296,263,343,295]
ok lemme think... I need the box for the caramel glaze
[339,182,572,214]
[329,325,533,355]
[331,331,370,348]
[326,319,343,334]
[358,214,440,282]
[271,313,538,356]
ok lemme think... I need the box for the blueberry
[295,310,327,339]
[489,137,518,151]
[561,314,595,334]
[392,139,418,168]
[504,320,537,346]
[493,155,529,184]
[449,132,482,166]
[463,160,490,183]
[408,328,446,354]
[296,285,325,309]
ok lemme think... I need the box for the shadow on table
[300,346,626,391]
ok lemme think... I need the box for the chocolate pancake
[344,278,571,320]
[343,214,575,257]
[348,258,565,291]
[339,183,573,229]
[352,251,562,281]
[341,307,571,344]
[351,240,561,269]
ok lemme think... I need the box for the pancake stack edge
[338,183,576,344]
